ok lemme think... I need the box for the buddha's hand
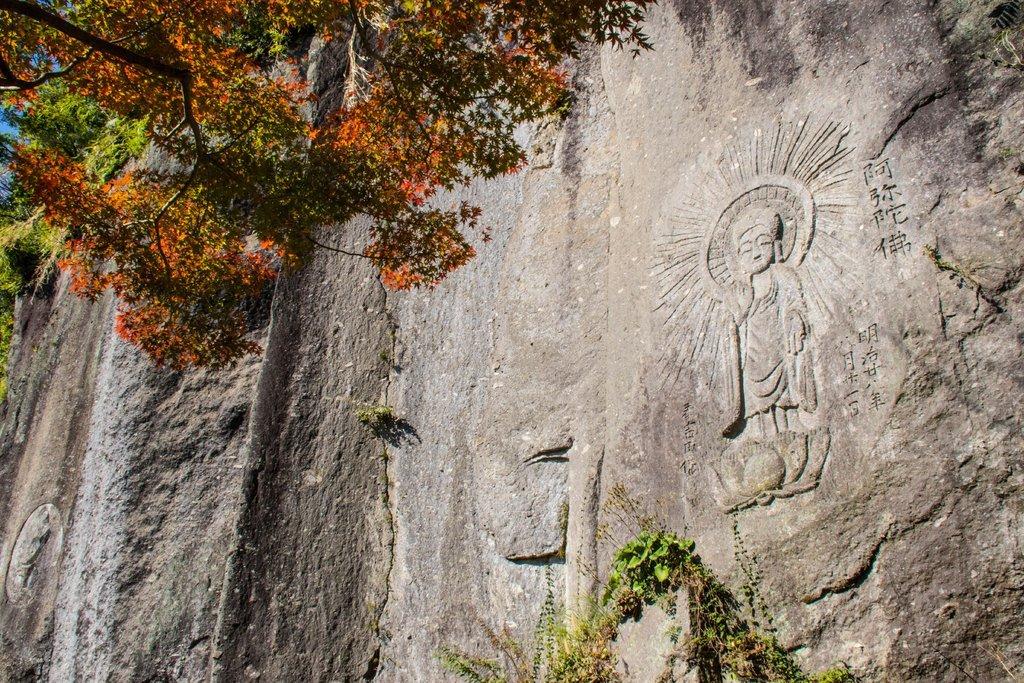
[786,312,807,355]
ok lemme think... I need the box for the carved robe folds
[659,122,855,511]
[724,266,816,439]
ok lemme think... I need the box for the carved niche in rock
[4,503,64,605]
[478,433,572,564]
[658,119,858,511]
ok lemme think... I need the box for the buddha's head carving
[731,208,783,277]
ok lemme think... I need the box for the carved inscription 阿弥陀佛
[864,158,915,261]
[4,503,64,605]
[657,119,862,512]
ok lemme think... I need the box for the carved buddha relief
[4,503,64,605]
[720,195,817,438]
[658,120,858,511]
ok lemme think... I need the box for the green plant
[9,82,148,184]
[984,26,1024,70]
[221,3,289,65]
[437,624,535,683]
[924,244,981,289]
[440,487,857,683]
[440,567,619,682]
[598,488,855,682]
[809,667,858,683]
[354,402,397,434]
[602,527,855,683]
[0,297,11,399]
[924,244,1003,313]
[543,602,621,683]
[438,601,621,683]
[720,630,806,682]
[437,645,509,683]
[603,530,693,616]
[733,517,773,632]
[0,211,61,399]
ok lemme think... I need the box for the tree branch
[0,49,95,90]
[0,0,184,78]
[306,235,372,260]
[0,0,205,153]
[344,0,435,150]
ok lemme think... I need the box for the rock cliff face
[3,1,1024,680]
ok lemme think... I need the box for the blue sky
[1,115,14,197]
[0,104,15,140]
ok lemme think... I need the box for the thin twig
[307,234,373,260]
[0,49,94,90]
[981,645,1020,682]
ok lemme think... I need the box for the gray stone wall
[2,1,1023,681]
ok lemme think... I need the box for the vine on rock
[439,485,856,682]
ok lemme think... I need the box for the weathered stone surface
[211,228,392,682]
[3,0,1024,681]
[1,281,113,680]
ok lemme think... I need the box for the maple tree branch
[0,0,205,154]
[178,76,205,155]
[0,0,210,242]
[306,235,373,260]
[151,165,198,232]
[0,0,182,78]
[133,167,197,284]
[345,0,435,150]
[158,116,189,141]
[0,49,94,90]
[143,116,258,243]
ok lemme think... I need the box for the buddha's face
[735,221,777,276]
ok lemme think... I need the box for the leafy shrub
[600,528,853,683]
[355,402,397,434]
[603,530,693,615]
[439,487,857,683]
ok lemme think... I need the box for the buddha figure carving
[5,503,63,605]
[706,181,831,511]
[659,122,855,512]
[721,207,817,440]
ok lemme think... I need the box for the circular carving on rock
[5,503,63,605]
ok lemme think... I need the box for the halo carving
[702,175,816,299]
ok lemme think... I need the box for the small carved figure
[5,503,63,604]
